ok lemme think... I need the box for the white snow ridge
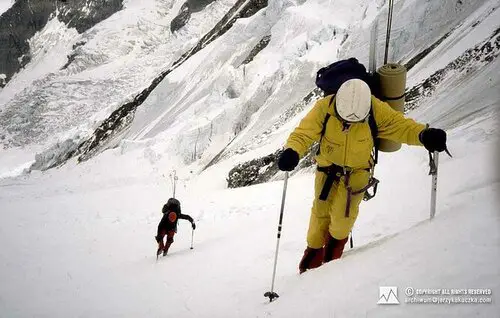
[0,0,499,317]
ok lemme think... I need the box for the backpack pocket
[319,135,345,165]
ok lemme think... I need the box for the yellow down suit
[285,95,425,248]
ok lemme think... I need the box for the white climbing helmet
[335,79,372,123]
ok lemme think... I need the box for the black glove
[192,222,196,230]
[277,148,299,171]
[419,128,447,152]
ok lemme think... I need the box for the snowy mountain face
[75,0,268,164]
[0,0,263,168]
[0,0,123,86]
[1,0,495,178]
[0,0,496,178]
[0,0,499,317]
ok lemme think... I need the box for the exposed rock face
[226,144,317,188]
[0,0,123,87]
[170,2,191,33]
[406,27,500,112]
[188,0,216,13]
[0,0,55,87]
[58,0,123,34]
[170,0,219,33]
[227,149,282,188]
[241,35,271,65]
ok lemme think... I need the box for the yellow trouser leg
[306,170,369,247]
[328,180,363,240]
[306,171,333,248]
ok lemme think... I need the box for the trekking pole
[190,228,194,250]
[429,151,439,219]
[264,172,289,302]
[171,170,178,198]
[156,237,161,261]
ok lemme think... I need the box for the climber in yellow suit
[277,79,448,273]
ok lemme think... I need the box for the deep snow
[0,89,498,317]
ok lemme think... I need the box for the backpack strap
[363,106,379,201]
[316,100,381,204]
[317,95,379,161]
[316,95,336,155]
[367,107,379,165]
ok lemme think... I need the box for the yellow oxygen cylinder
[376,63,407,152]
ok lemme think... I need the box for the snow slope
[0,0,499,317]
[0,74,498,316]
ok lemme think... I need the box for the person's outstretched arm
[179,213,196,229]
[285,97,330,156]
[372,96,426,145]
[372,96,448,153]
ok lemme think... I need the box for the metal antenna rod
[384,0,395,64]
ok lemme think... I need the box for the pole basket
[264,291,279,302]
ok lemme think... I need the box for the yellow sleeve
[285,96,330,157]
[372,96,426,146]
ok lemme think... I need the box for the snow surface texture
[0,0,499,317]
